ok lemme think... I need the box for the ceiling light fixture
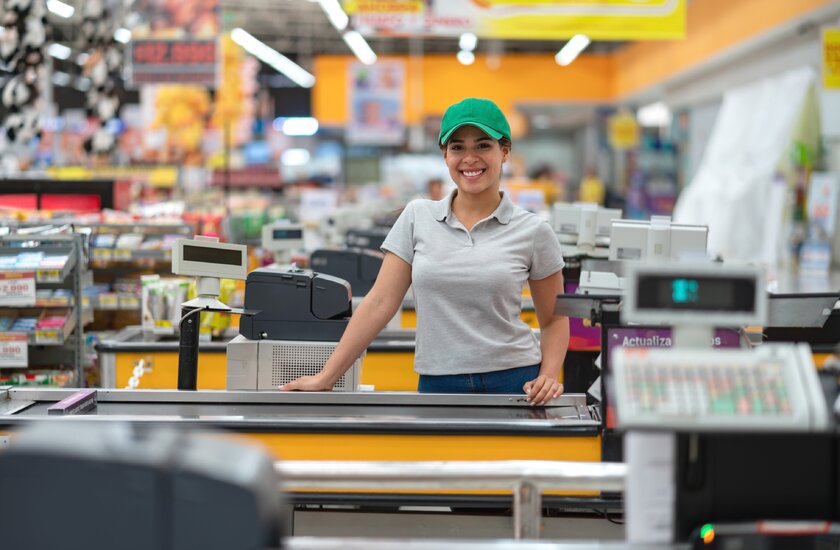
[342,31,377,65]
[555,34,590,66]
[47,43,72,60]
[637,101,672,127]
[317,0,349,31]
[114,28,132,44]
[459,33,477,52]
[46,0,74,18]
[456,50,475,66]
[277,117,320,136]
[231,28,316,88]
[282,148,311,167]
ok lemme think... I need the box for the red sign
[130,39,218,86]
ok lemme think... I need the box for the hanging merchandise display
[78,0,126,158]
[0,0,48,152]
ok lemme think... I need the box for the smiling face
[443,125,510,199]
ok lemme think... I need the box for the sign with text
[345,0,685,40]
[0,271,35,307]
[0,333,28,368]
[130,40,218,86]
[823,28,840,90]
[607,327,743,357]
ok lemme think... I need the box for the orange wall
[314,53,615,126]
[314,0,837,123]
[614,0,839,97]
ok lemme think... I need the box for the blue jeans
[417,364,541,395]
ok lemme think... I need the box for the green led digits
[672,278,699,303]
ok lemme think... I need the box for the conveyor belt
[0,388,599,436]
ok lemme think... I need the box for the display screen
[183,244,242,266]
[636,275,756,313]
[272,228,303,240]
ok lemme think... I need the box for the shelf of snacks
[0,308,78,346]
[0,233,87,380]
[0,250,77,284]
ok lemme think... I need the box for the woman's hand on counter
[523,375,564,406]
[279,373,335,392]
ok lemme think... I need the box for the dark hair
[439,137,512,152]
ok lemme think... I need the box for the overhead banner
[823,28,840,90]
[347,61,405,145]
[344,0,685,40]
[129,0,220,86]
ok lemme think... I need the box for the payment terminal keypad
[624,361,792,418]
[612,344,827,431]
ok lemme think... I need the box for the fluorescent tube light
[276,117,319,136]
[318,0,349,31]
[46,0,74,18]
[231,28,316,88]
[48,43,72,60]
[555,34,590,66]
[459,33,477,52]
[342,31,377,65]
[114,28,132,44]
[637,101,672,127]
[456,50,475,66]
[282,149,311,167]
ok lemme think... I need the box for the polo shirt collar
[432,190,515,225]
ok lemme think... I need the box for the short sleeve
[529,220,565,280]
[381,201,417,265]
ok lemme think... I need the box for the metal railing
[276,460,627,540]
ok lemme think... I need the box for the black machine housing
[310,247,383,297]
[239,266,352,342]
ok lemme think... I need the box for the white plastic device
[261,222,305,253]
[608,217,708,262]
[552,202,622,250]
[172,236,248,280]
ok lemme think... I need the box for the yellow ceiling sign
[823,28,840,90]
[346,0,685,40]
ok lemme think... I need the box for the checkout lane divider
[275,459,626,540]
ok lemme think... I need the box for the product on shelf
[10,316,38,332]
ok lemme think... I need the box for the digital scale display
[272,229,303,240]
[636,275,756,313]
[183,244,243,266]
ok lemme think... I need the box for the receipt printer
[310,248,383,297]
[239,267,352,342]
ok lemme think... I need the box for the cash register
[228,266,362,391]
[612,263,836,546]
[551,202,621,257]
[310,247,383,297]
[578,216,709,295]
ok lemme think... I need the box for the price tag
[34,330,58,345]
[0,272,36,307]
[0,333,27,367]
[92,248,113,261]
[36,270,61,283]
[113,249,132,261]
[98,294,119,309]
[120,296,140,309]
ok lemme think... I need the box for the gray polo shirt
[381,190,564,376]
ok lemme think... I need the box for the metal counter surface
[285,539,684,550]
[0,388,599,435]
[95,326,418,353]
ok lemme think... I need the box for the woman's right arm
[279,252,412,391]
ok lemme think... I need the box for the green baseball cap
[438,98,511,146]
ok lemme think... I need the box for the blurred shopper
[281,98,569,404]
[578,167,606,205]
[425,177,446,201]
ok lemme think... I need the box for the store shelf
[0,252,77,284]
[86,293,141,311]
[91,248,172,264]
